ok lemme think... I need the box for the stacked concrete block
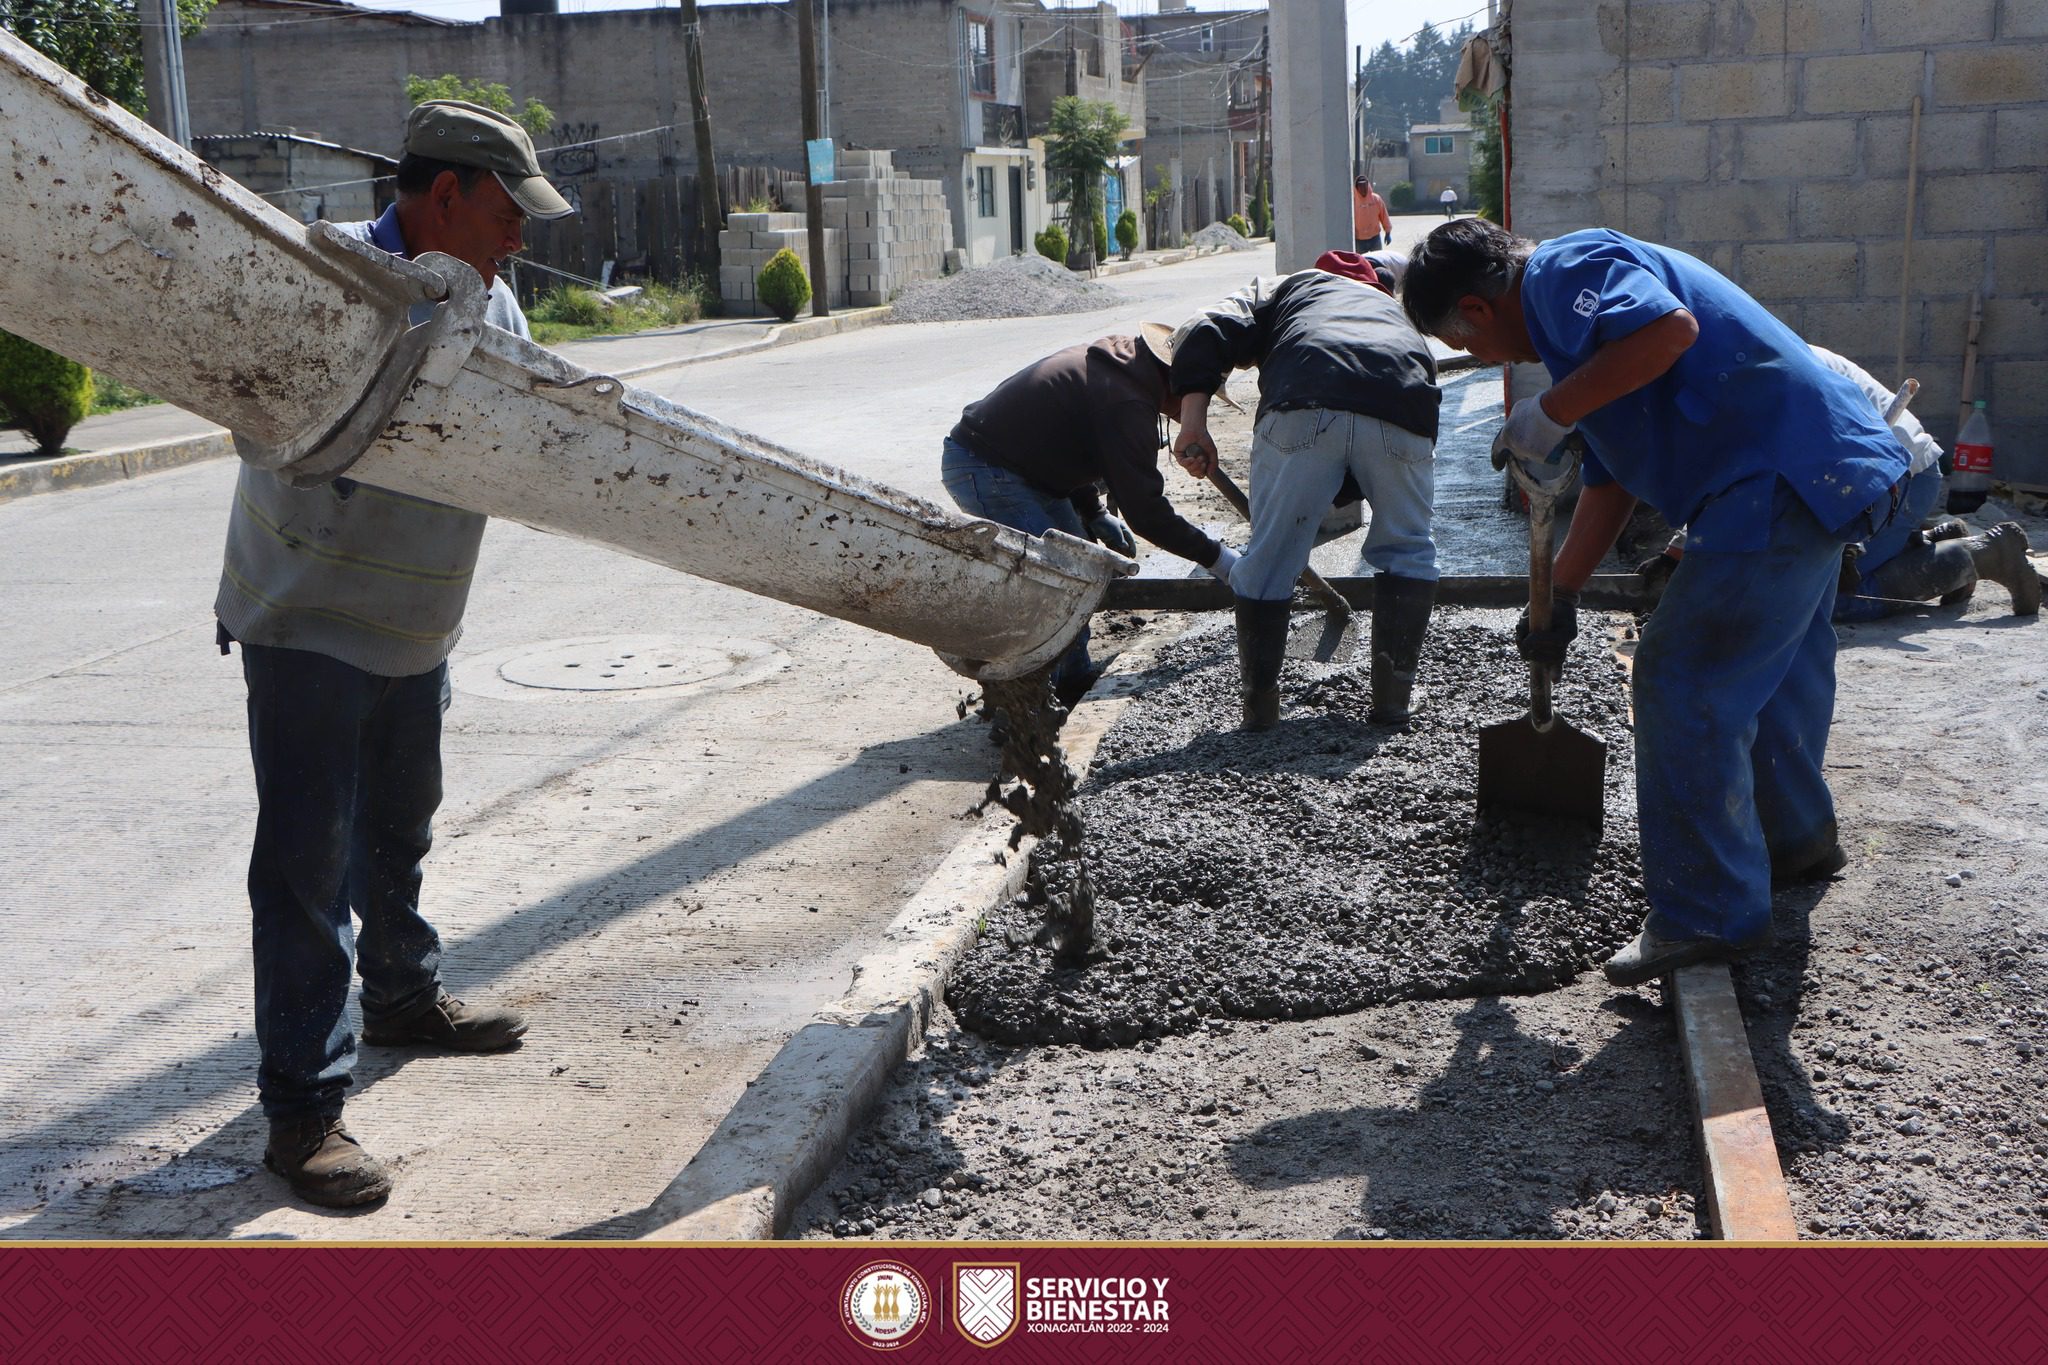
[821,150,956,308]
[1506,0,2048,479]
[717,211,847,317]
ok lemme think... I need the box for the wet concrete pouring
[794,367,2048,1243]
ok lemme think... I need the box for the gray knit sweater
[215,217,528,677]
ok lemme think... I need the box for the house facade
[1130,4,1268,241]
[1406,98,1476,207]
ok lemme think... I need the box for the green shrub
[1386,181,1416,214]
[90,375,159,415]
[1114,208,1138,259]
[0,331,93,456]
[1034,223,1068,263]
[1249,189,1271,237]
[756,247,812,321]
[1092,214,1109,264]
[530,285,610,328]
[1226,212,1251,239]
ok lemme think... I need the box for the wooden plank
[1102,571,1652,613]
[1670,963,1800,1241]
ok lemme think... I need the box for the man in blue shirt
[1401,221,1909,986]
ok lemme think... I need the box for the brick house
[1129,4,1269,240]
[181,0,1145,268]
[1406,98,1477,209]
[1499,0,2048,477]
[192,131,397,224]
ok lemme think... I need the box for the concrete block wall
[1507,0,2048,475]
[717,152,955,314]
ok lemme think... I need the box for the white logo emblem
[841,1260,932,1350]
[1573,288,1599,318]
[954,1263,1021,1347]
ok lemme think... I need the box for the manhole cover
[498,636,779,692]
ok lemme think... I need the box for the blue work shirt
[367,202,408,257]
[1521,230,1907,550]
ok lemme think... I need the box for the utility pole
[138,0,192,147]
[1269,0,1349,272]
[795,0,830,316]
[1353,45,1363,180]
[679,0,721,279]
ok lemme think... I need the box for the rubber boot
[1921,516,1969,543]
[1368,573,1437,725]
[1233,597,1292,732]
[1963,522,2042,616]
[1863,539,1977,612]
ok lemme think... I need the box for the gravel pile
[1190,221,1259,252]
[949,609,1646,1047]
[887,253,1129,324]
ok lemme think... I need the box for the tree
[0,0,215,117]
[1042,96,1127,269]
[1469,95,1505,222]
[404,74,553,141]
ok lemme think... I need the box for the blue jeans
[1233,407,1437,601]
[939,437,1094,690]
[1633,478,1891,945]
[241,642,448,1121]
[1835,465,1943,622]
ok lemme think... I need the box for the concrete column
[1269,0,1349,271]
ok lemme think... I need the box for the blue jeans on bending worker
[1633,477,1896,948]
[242,642,449,1121]
[1231,407,1438,601]
[939,437,1094,691]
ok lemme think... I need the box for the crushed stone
[887,253,1130,324]
[948,609,1645,1047]
[1189,221,1259,252]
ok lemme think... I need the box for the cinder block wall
[719,151,954,314]
[1507,0,2047,473]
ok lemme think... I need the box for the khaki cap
[404,99,575,220]
[1146,320,1245,412]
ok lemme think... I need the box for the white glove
[1491,395,1578,499]
[1206,544,1240,585]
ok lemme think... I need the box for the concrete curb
[638,617,1187,1241]
[0,430,233,505]
[604,305,895,381]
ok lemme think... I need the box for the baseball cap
[404,99,575,220]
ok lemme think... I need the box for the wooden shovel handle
[1205,467,1353,619]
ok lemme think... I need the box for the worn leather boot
[1771,822,1848,885]
[1603,922,1776,988]
[265,1113,394,1208]
[362,990,528,1051]
[1368,574,1437,725]
[1963,521,2042,616]
[1864,540,1977,610]
[1233,597,1293,732]
[1920,516,1970,543]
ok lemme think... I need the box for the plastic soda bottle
[1949,399,1993,513]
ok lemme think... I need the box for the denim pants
[1233,407,1438,601]
[939,437,1094,689]
[1835,465,1943,622]
[1633,479,1892,945]
[241,642,448,1120]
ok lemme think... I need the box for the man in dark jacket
[943,325,1238,704]
[1170,270,1443,729]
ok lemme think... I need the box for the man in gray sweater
[216,100,572,1207]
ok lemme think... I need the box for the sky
[331,0,1496,56]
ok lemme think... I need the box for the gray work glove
[1514,589,1580,669]
[1086,511,1137,558]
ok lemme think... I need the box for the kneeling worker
[942,328,1238,706]
[1169,261,1443,729]
[1401,220,1910,986]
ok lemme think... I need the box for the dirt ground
[795,427,2048,1241]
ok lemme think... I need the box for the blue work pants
[1835,465,1943,622]
[939,437,1094,691]
[1633,479,1892,944]
[241,642,448,1121]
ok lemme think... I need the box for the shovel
[1205,467,1352,619]
[1477,466,1607,830]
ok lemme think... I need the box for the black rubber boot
[1964,522,2042,616]
[1233,597,1293,732]
[1368,573,1437,725]
[1921,516,1970,543]
[1863,540,1977,611]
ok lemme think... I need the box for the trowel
[1477,437,1607,831]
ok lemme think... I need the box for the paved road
[0,245,1289,1238]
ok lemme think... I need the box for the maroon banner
[2,1243,2044,1363]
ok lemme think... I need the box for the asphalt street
[0,243,1315,1238]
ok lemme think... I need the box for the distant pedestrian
[1439,186,1458,219]
[1353,175,1392,252]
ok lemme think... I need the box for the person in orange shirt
[1353,175,1393,252]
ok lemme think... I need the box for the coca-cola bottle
[1949,400,1994,514]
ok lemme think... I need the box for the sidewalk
[0,304,891,504]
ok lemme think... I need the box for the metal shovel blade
[1477,712,1608,830]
